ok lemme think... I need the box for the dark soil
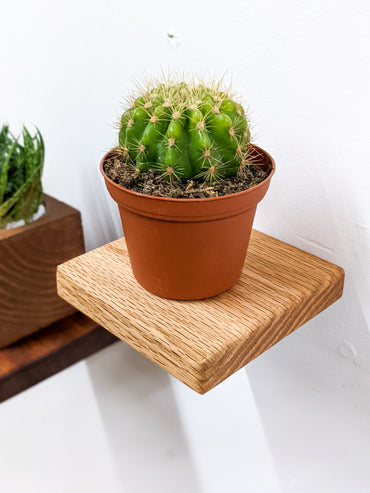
[103,154,269,199]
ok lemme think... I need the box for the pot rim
[100,144,275,204]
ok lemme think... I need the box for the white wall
[1,1,369,492]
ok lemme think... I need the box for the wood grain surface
[57,230,344,394]
[0,194,85,348]
[0,312,118,403]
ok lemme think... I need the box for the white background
[1,1,370,491]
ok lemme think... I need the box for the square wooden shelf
[57,230,344,394]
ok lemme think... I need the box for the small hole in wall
[167,31,180,48]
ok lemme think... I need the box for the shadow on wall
[85,342,202,493]
[246,295,370,492]
[245,226,370,493]
[79,160,123,251]
[248,165,370,491]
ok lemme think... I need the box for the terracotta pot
[101,144,275,300]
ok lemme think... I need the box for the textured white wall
[1,1,369,492]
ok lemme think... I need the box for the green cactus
[117,78,251,183]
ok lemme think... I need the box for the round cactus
[118,78,251,183]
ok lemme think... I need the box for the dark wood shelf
[0,312,117,403]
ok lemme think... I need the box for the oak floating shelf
[0,312,117,403]
[57,230,344,394]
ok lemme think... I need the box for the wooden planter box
[0,194,85,348]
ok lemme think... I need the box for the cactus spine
[118,78,251,183]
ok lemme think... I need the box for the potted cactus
[0,125,85,347]
[101,76,275,300]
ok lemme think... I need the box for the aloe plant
[118,77,251,183]
[0,125,44,229]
